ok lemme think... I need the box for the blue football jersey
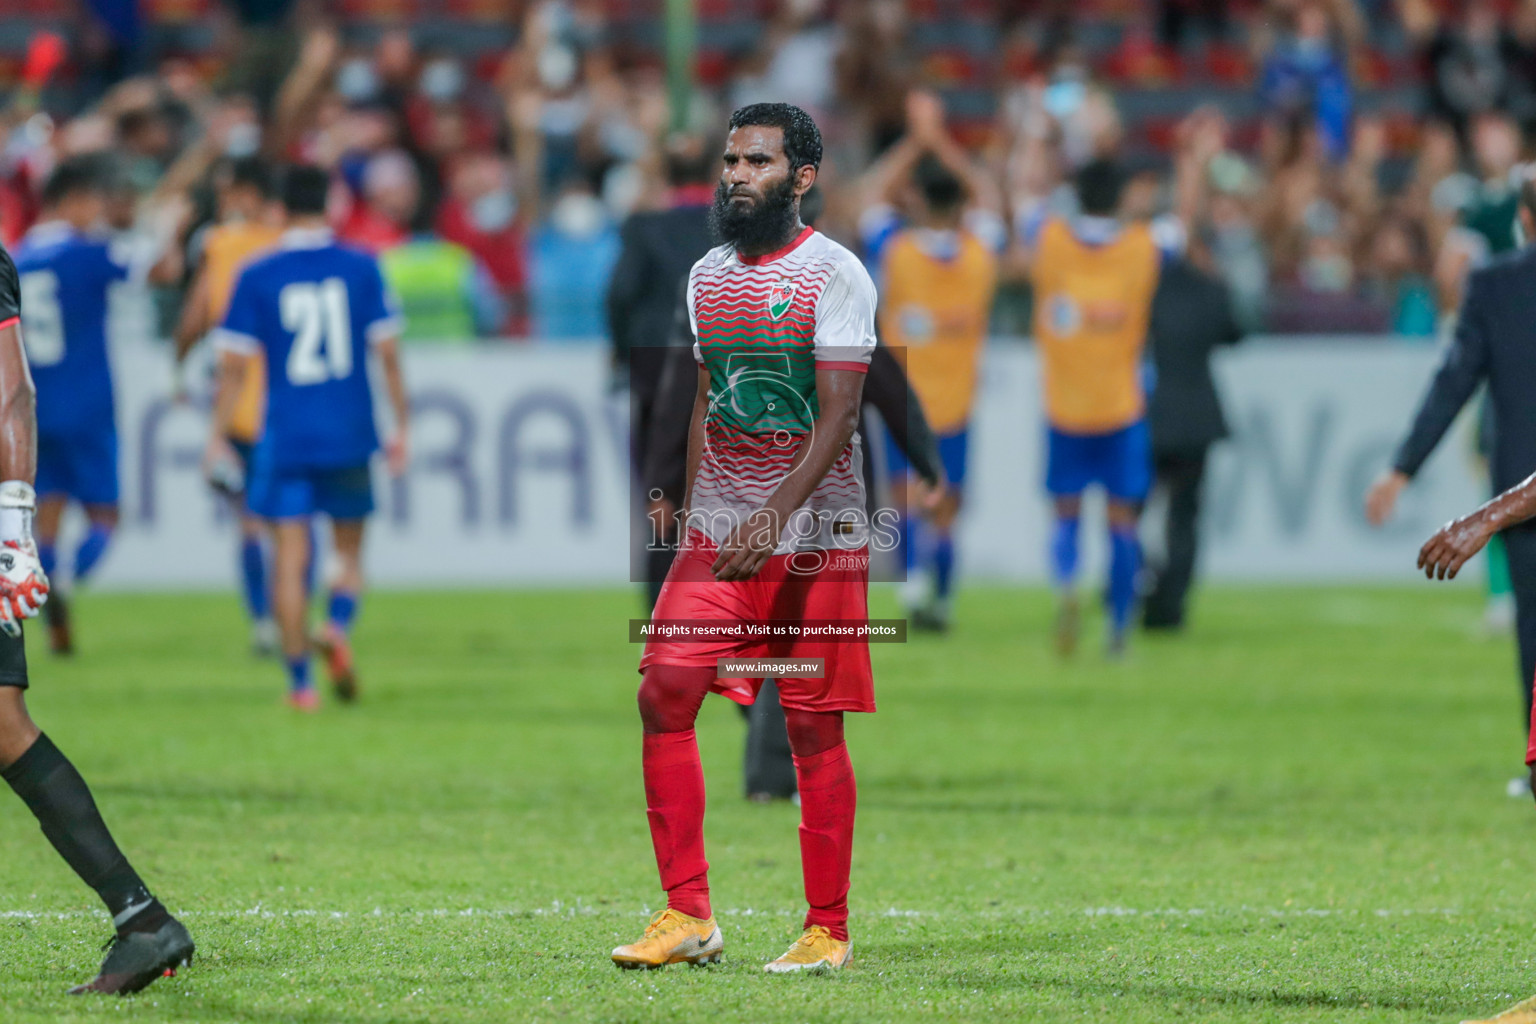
[12,222,132,439]
[216,230,403,472]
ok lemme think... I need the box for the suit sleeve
[606,219,645,366]
[864,341,943,487]
[1391,270,1492,478]
[640,281,698,505]
[0,247,19,327]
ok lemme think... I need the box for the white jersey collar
[280,227,335,250]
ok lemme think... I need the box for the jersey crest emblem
[767,279,796,321]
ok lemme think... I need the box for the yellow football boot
[611,908,723,969]
[1464,994,1536,1024]
[763,925,852,973]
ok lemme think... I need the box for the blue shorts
[885,427,969,490]
[36,431,119,507]
[1045,420,1151,503]
[248,462,375,522]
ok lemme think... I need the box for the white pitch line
[0,906,1467,922]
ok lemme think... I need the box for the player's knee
[637,666,707,734]
[0,690,39,768]
[85,505,119,530]
[784,708,843,758]
[1107,503,1140,530]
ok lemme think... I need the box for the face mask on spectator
[603,162,643,218]
[539,45,579,93]
[420,60,465,103]
[1302,252,1353,293]
[470,190,516,232]
[1043,80,1085,121]
[338,59,382,104]
[550,192,606,239]
[225,122,261,158]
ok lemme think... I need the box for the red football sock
[794,742,856,942]
[643,730,711,920]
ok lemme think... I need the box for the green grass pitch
[0,584,1529,1022]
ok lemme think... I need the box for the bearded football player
[612,103,878,973]
[0,238,193,993]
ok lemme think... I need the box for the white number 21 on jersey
[281,278,353,385]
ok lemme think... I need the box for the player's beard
[710,177,800,255]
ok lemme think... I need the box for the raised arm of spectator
[913,97,1004,217]
[172,259,212,365]
[1397,0,1441,44]
[1324,0,1366,56]
[1171,108,1223,232]
[1515,0,1536,46]
[268,27,341,159]
[857,133,924,215]
[507,86,547,226]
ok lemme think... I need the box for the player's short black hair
[914,154,965,215]
[280,164,331,216]
[41,156,106,209]
[1075,158,1126,217]
[727,103,823,172]
[228,156,275,198]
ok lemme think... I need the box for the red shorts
[639,533,876,714]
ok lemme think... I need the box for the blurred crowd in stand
[1,0,1533,346]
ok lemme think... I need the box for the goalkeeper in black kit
[0,244,193,993]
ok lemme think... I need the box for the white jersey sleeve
[812,252,877,370]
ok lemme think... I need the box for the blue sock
[1109,525,1140,635]
[933,534,955,600]
[1050,516,1081,590]
[286,656,311,693]
[893,510,913,578]
[908,515,932,576]
[73,524,113,582]
[327,591,358,636]
[38,543,55,579]
[240,537,268,620]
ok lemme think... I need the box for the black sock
[2,733,165,934]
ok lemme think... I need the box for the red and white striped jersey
[683,226,878,554]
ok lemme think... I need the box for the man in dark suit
[1369,174,1536,795]
[607,136,718,605]
[1142,232,1243,630]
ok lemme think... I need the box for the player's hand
[385,432,409,476]
[0,540,49,639]
[169,360,191,406]
[202,433,237,478]
[711,509,780,582]
[910,476,945,514]
[1365,469,1409,527]
[647,495,677,544]
[1528,763,1536,809]
[1417,512,1493,581]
